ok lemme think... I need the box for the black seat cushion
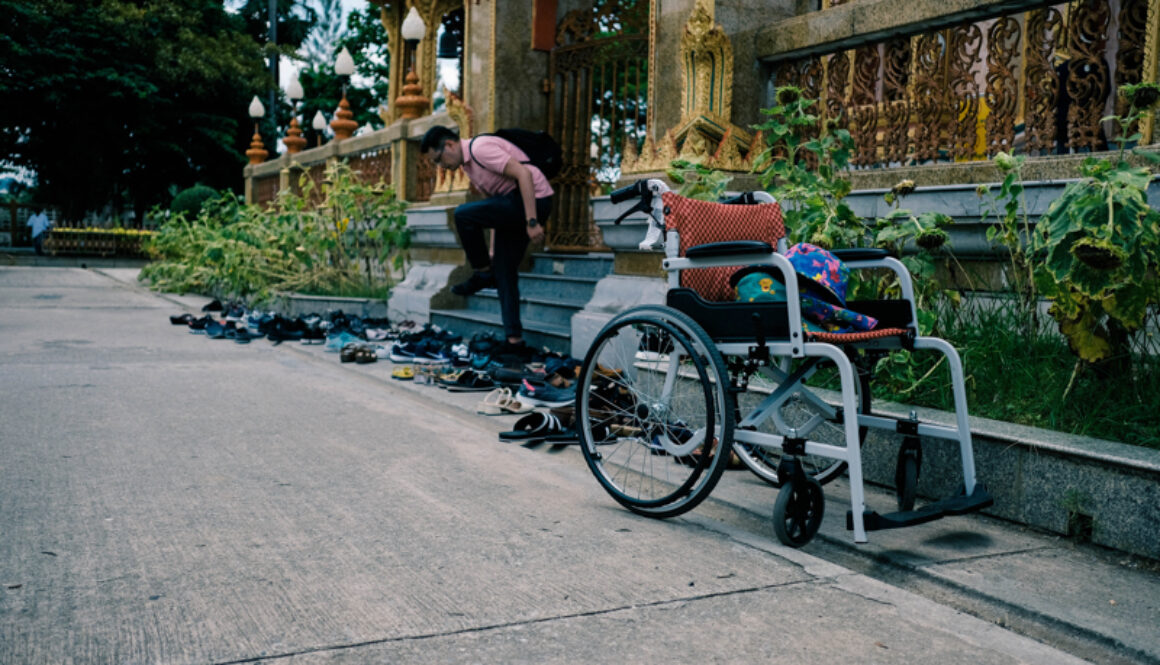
[684,241,774,259]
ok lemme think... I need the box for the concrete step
[461,290,584,330]
[429,308,571,354]
[517,273,602,301]
[527,252,614,278]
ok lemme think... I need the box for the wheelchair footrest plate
[846,485,994,532]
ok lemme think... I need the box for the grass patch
[871,298,1160,449]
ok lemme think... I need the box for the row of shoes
[172,306,420,346]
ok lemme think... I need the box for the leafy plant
[871,181,957,332]
[1032,83,1160,372]
[170,185,218,219]
[666,159,733,201]
[141,161,408,303]
[751,86,861,249]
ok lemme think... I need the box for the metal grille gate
[546,0,649,250]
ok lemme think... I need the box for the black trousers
[454,190,553,339]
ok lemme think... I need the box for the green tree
[0,0,278,222]
[294,4,391,145]
[235,0,316,50]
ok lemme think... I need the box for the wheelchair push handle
[610,180,647,204]
[610,180,657,226]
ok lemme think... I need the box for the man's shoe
[451,270,496,296]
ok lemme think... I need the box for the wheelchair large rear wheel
[733,356,870,488]
[577,308,734,518]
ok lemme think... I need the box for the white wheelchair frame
[580,179,989,546]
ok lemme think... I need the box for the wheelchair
[575,179,992,547]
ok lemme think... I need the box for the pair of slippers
[476,388,536,415]
[440,369,496,392]
[498,412,614,447]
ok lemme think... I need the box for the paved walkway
[2,265,1157,664]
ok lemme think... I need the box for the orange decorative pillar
[245,95,268,164]
[330,47,359,141]
[394,6,429,120]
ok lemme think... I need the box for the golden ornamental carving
[985,16,1021,156]
[623,0,755,175]
[680,0,732,121]
[382,0,461,124]
[434,88,472,194]
[1141,0,1160,143]
[378,3,402,124]
[948,23,983,161]
[707,126,749,171]
[1114,0,1148,139]
[1024,8,1064,155]
[1066,0,1111,151]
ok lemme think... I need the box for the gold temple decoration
[433,88,473,194]
[772,0,1160,170]
[1066,0,1111,152]
[623,0,753,174]
[985,16,1021,156]
[377,0,463,124]
[1140,0,1160,143]
[1023,7,1065,155]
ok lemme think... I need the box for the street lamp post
[393,7,429,120]
[245,95,269,164]
[282,78,307,154]
[312,110,328,147]
[329,46,359,140]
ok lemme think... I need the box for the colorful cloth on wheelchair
[733,243,879,334]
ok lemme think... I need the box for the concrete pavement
[1,265,1156,664]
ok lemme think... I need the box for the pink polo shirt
[461,135,554,199]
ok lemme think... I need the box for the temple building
[244,0,1160,355]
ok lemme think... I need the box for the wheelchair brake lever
[612,199,648,225]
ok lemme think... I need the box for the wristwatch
[527,217,539,228]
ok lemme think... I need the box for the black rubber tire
[577,307,734,519]
[772,475,825,548]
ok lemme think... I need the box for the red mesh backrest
[661,192,786,302]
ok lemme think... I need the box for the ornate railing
[254,173,281,205]
[772,0,1156,169]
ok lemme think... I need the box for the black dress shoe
[451,270,496,296]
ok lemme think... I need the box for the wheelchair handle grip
[610,180,646,204]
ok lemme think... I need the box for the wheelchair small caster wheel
[895,436,922,512]
[897,455,918,512]
[772,476,825,548]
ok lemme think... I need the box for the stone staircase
[429,252,614,355]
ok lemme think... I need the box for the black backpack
[469,128,563,180]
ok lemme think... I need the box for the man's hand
[527,222,545,242]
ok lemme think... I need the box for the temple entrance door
[546,0,649,251]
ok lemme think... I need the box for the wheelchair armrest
[831,247,890,262]
[685,241,774,259]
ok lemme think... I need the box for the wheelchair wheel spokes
[733,357,869,487]
[578,310,734,518]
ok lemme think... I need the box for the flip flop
[498,412,564,442]
[476,388,513,415]
[543,422,610,446]
[391,366,414,380]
